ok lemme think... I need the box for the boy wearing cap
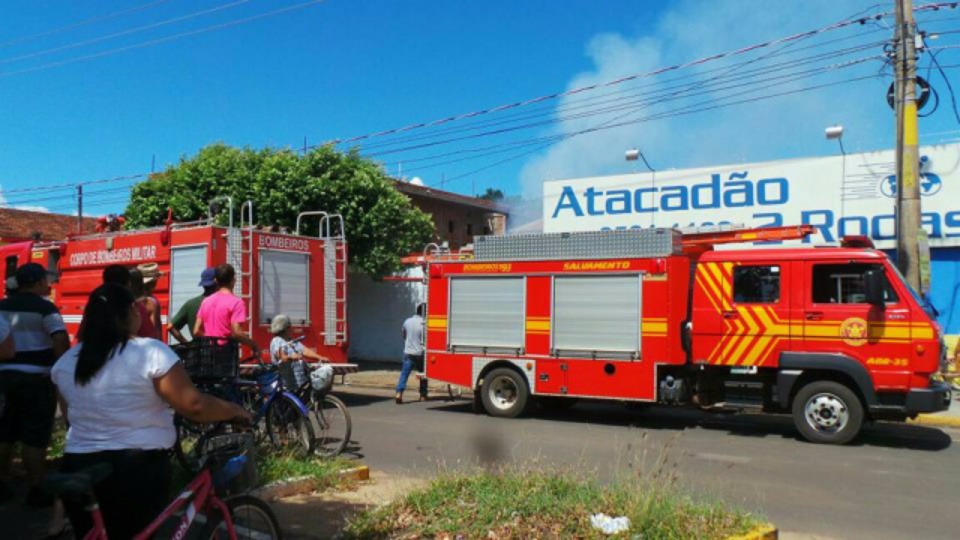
[0,263,69,506]
[168,268,217,344]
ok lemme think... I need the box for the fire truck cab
[423,226,951,444]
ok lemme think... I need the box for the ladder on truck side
[213,197,256,338]
[296,212,348,347]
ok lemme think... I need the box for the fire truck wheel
[792,381,864,445]
[481,368,531,418]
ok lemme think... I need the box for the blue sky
[1,0,959,216]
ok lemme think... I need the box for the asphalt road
[333,386,960,540]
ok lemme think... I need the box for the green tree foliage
[125,143,435,277]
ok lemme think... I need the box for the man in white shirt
[395,304,427,404]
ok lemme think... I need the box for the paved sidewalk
[342,368,469,395]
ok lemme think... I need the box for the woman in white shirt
[51,284,252,539]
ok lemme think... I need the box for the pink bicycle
[45,433,281,539]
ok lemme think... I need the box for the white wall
[347,267,424,363]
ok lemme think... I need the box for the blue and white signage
[543,144,960,249]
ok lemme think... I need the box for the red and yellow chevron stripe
[696,262,788,367]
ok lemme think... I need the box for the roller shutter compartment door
[553,275,641,357]
[169,246,208,343]
[449,277,524,349]
[260,251,310,325]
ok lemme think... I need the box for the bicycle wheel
[311,394,352,457]
[200,495,283,539]
[265,394,315,457]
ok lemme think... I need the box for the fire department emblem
[839,317,869,346]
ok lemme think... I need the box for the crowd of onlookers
[0,261,282,537]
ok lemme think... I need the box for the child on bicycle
[269,314,330,388]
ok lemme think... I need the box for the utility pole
[76,184,84,234]
[895,0,922,290]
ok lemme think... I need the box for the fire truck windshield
[888,263,938,319]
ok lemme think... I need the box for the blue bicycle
[174,342,315,472]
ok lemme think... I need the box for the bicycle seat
[44,463,113,498]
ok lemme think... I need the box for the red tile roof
[0,208,98,242]
[394,181,509,214]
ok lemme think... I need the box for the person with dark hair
[168,268,217,344]
[0,263,69,506]
[194,264,259,354]
[395,303,427,404]
[51,284,252,539]
[101,265,131,288]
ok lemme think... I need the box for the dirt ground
[271,471,424,539]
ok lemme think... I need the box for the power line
[363,36,890,155]
[0,173,147,195]
[402,54,880,174]
[0,0,252,66]
[378,50,885,163]
[1,183,135,206]
[427,73,881,188]
[0,0,173,50]
[0,0,326,78]
[322,4,954,150]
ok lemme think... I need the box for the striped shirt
[0,292,67,374]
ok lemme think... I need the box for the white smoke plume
[519,0,893,197]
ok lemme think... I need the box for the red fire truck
[422,225,952,444]
[0,200,349,362]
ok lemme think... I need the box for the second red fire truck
[422,225,951,444]
[0,200,349,362]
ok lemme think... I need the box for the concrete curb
[727,523,778,540]
[909,413,960,428]
[258,466,371,501]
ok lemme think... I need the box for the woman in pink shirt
[193,264,260,354]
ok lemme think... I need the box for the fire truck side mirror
[864,269,885,308]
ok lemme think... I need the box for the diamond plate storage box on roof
[473,228,681,261]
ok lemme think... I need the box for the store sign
[543,144,960,249]
[258,234,311,252]
[68,245,158,267]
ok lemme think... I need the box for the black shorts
[61,449,172,539]
[0,370,56,448]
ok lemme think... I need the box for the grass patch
[344,468,758,539]
[48,420,67,461]
[257,449,354,488]
[170,445,356,492]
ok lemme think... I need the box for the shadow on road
[331,389,395,409]
[424,399,953,451]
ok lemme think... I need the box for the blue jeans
[396,354,427,396]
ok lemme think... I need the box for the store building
[541,143,960,347]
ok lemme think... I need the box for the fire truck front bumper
[904,381,952,415]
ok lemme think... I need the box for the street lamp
[825,125,846,155]
[826,125,847,220]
